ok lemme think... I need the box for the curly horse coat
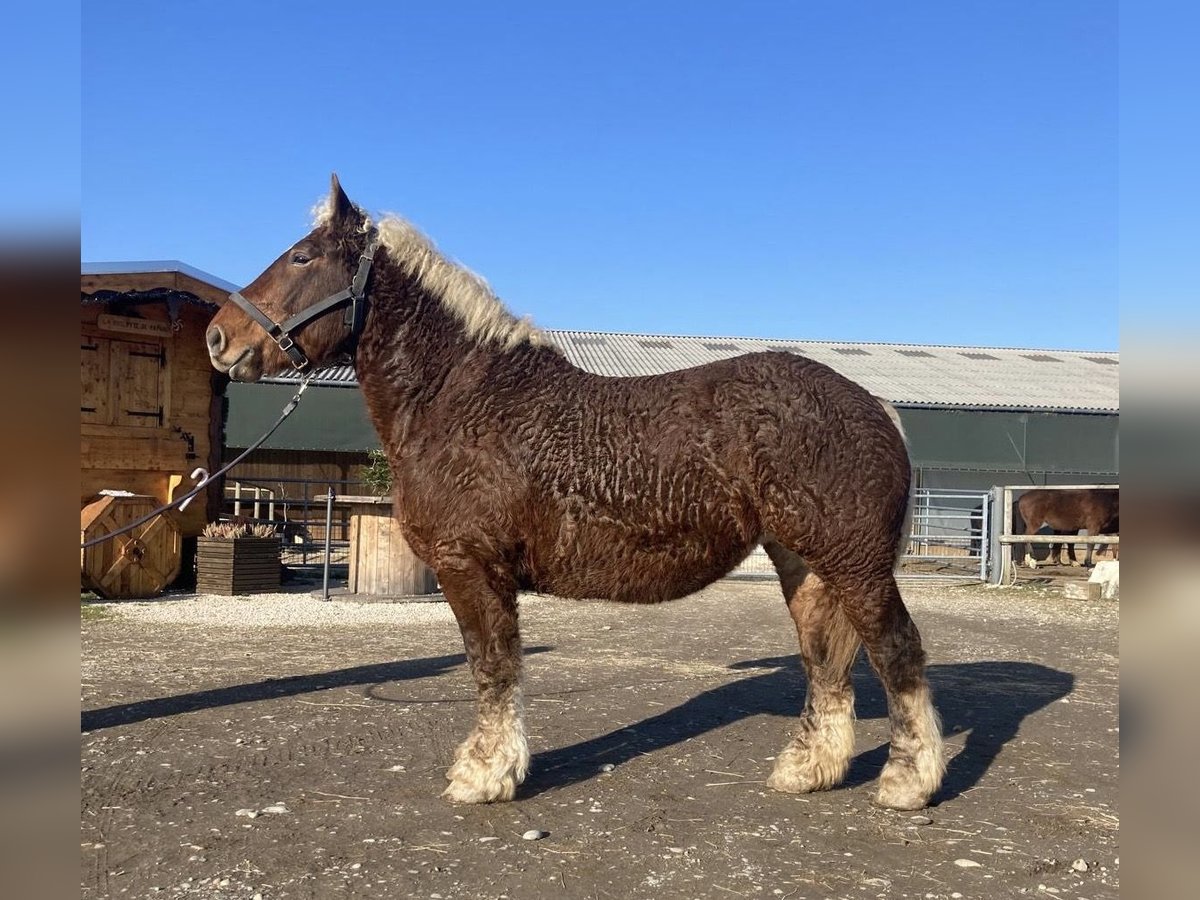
[206,176,945,810]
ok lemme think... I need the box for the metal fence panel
[899,488,990,581]
[222,477,362,576]
[728,488,992,583]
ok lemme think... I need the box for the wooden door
[111,340,166,428]
[80,337,110,424]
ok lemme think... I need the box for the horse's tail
[875,397,914,569]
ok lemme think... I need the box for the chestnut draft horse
[207,176,945,810]
[1017,488,1119,568]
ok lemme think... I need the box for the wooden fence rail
[994,483,1120,584]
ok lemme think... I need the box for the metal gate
[899,488,990,581]
[729,488,992,582]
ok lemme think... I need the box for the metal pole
[322,487,335,600]
[979,492,990,583]
[301,481,309,566]
[1000,486,1014,585]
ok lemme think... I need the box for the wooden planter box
[343,496,438,597]
[196,536,281,595]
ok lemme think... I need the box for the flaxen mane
[312,194,550,350]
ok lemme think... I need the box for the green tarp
[900,408,1118,475]
[224,383,378,451]
[225,384,1119,479]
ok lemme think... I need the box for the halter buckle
[276,334,311,371]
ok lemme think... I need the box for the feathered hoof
[766,744,848,794]
[874,754,942,811]
[441,769,519,804]
[441,733,529,804]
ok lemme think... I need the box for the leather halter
[226,232,379,372]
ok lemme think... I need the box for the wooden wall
[219,448,371,490]
[81,274,227,537]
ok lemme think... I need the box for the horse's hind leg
[1055,530,1081,567]
[1081,514,1104,567]
[763,540,860,794]
[833,569,945,810]
[437,559,528,804]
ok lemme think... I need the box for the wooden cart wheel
[81,495,182,599]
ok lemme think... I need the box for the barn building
[224,331,1119,495]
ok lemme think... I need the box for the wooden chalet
[81,262,231,590]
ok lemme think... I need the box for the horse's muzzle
[206,324,226,355]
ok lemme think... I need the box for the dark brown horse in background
[206,176,945,811]
[1017,488,1119,568]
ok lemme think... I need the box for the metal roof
[82,260,241,294]
[265,331,1118,413]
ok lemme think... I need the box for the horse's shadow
[80,647,554,732]
[524,656,1073,804]
[82,648,1071,806]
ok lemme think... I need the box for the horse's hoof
[441,751,523,803]
[767,742,849,794]
[441,774,517,804]
[874,782,930,810]
[875,751,942,811]
[875,768,933,810]
[767,766,828,794]
[441,735,529,804]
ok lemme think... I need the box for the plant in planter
[362,448,392,496]
[196,521,282,595]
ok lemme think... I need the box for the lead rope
[80,376,314,549]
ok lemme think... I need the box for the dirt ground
[81,578,1119,900]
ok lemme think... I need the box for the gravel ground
[82,578,1119,899]
[104,578,1104,632]
[114,590,462,628]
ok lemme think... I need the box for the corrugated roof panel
[265,330,1118,413]
[548,333,1117,412]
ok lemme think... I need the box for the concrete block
[1063,581,1102,602]
[1089,560,1119,600]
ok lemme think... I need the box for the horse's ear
[329,173,355,226]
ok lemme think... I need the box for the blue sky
[80,1,1118,350]
[6,1,78,234]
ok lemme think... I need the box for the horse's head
[207,174,371,381]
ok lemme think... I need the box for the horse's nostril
[206,325,225,354]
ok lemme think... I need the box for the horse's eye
[290,251,312,265]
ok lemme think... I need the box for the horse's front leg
[438,560,528,804]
